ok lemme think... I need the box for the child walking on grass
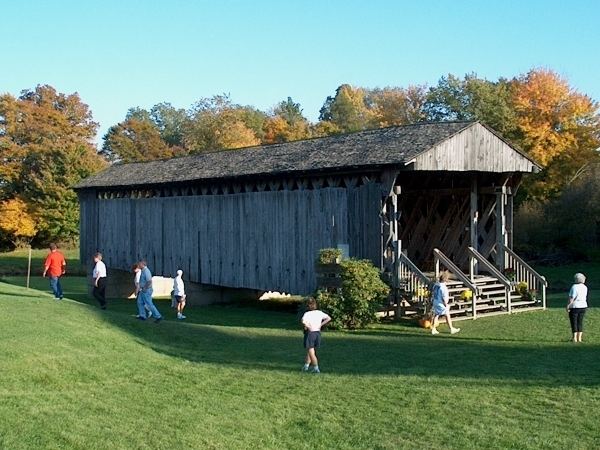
[431,271,460,335]
[301,297,331,373]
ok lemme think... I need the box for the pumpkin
[419,318,432,329]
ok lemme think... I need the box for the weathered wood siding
[78,191,99,267]
[414,123,535,172]
[80,187,366,295]
[347,182,382,267]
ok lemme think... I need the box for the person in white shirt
[301,297,331,373]
[173,269,186,320]
[567,273,588,343]
[92,252,108,309]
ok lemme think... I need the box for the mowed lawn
[0,275,599,449]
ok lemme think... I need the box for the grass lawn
[1,276,599,448]
[0,248,82,276]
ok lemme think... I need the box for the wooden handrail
[433,248,479,295]
[398,253,432,287]
[504,247,548,287]
[468,247,511,288]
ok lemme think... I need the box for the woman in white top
[567,273,588,343]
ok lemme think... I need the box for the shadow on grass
[88,304,600,387]
[4,276,599,386]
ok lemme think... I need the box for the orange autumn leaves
[512,69,598,166]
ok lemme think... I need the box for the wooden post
[26,246,32,289]
[495,186,507,270]
[506,191,514,249]
[470,177,478,277]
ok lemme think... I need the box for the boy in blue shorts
[301,297,331,373]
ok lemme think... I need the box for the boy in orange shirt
[42,243,66,300]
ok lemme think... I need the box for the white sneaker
[451,327,461,335]
[431,328,440,335]
[302,365,310,372]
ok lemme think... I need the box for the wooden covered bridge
[75,121,547,319]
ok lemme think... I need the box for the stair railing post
[472,292,477,320]
[506,286,512,314]
[469,255,475,281]
[542,278,547,310]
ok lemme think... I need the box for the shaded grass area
[0,276,599,449]
[0,248,82,276]
[538,260,600,292]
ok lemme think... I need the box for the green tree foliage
[0,85,106,244]
[424,73,518,137]
[316,258,389,329]
[150,103,189,148]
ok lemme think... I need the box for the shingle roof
[76,121,496,189]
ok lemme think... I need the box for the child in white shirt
[173,269,186,320]
[301,297,331,373]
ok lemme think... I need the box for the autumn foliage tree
[0,197,37,247]
[102,115,174,163]
[0,85,107,245]
[263,97,311,144]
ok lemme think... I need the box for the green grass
[0,274,599,449]
[0,248,82,276]
[538,260,600,292]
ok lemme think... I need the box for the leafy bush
[317,248,342,265]
[316,258,389,329]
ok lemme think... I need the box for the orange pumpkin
[419,318,432,329]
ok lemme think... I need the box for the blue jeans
[139,290,161,319]
[49,276,63,299]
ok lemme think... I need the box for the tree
[511,68,599,166]
[102,117,173,163]
[424,73,518,137]
[185,95,262,151]
[262,97,311,144]
[318,84,373,133]
[511,69,600,200]
[0,85,106,243]
[150,103,189,149]
[0,197,37,248]
[366,85,428,127]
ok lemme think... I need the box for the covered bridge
[75,121,547,318]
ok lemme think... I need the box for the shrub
[317,248,342,265]
[316,258,389,329]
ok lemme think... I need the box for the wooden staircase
[442,275,540,320]
[393,246,547,321]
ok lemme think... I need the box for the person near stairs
[431,271,460,335]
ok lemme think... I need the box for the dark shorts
[304,331,321,349]
[175,295,185,303]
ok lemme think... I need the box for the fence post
[26,246,32,289]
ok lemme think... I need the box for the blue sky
[2,0,599,144]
